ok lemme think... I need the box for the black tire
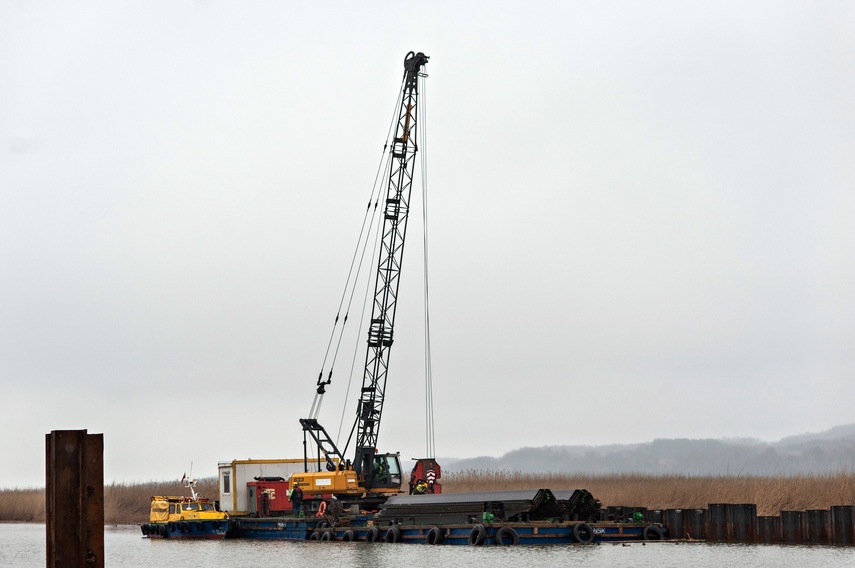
[385,526,402,543]
[321,531,334,541]
[160,525,168,537]
[167,522,175,532]
[365,526,380,542]
[425,527,444,545]
[573,522,594,544]
[494,526,519,546]
[212,521,221,530]
[643,525,665,541]
[342,530,356,542]
[180,521,190,533]
[193,522,204,532]
[469,524,487,546]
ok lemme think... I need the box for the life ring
[316,501,327,517]
[494,526,519,545]
[365,526,380,542]
[643,525,665,540]
[342,530,356,542]
[469,524,487,546]
[309,531,321,541]
[385,525,402,543]
[425,527,444,545]
[573,522,594,544]
[321,531,335,541]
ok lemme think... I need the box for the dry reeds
[443,470,855,516]
[3,473,854,523]
[0,478,219,525]
[0,487,45,523]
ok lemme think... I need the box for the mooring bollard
[46,429,104,568]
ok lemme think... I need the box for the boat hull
[225,516,666,544]
[141,519,229,539]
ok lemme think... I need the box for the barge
[223,486,668,544]
[227,517,666,545]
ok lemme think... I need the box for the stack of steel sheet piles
[552,489,602,521]
[374,489,592,525]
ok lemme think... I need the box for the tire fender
[494,526,519,545]
[426,526,444,545]
[385,525,402,543]
[573,522,594,544]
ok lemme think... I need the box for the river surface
[4,523,855,567]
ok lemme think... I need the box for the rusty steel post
[45,429,104,568]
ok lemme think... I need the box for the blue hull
[142,519,229,539]
[226,517,667,545]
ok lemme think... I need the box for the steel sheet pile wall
[804,509,830,544]
[780,510,803,544]
[608,501,855,544]
[831,506,855,545]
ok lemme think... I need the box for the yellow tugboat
[141,476,229,539]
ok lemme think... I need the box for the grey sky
[1,1,853,488]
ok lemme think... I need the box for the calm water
[4,523,855,568]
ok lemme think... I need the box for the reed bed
[3,473,854,523]
[0,478,219,525]
[443,470,855,516]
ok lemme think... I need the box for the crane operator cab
[368,453,402,490]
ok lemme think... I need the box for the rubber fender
[469,524,487,546]
[494,526,520,545]
[573,522,594,544]
[425,526,444,545]
[365,526,380,542]
[309,531,321,541]
[385,525,402,543]
[342,530,357,542]
[643,525,665,541]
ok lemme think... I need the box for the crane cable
[308,78,407,422]
[418,72,436,460]
[332,97,404,454]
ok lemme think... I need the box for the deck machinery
[294,51,439,505]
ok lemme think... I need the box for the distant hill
[442,425,855,476]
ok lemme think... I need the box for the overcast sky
[1,1,853,488]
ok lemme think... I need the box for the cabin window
[223,473,231,495]
[169,504,176,514]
